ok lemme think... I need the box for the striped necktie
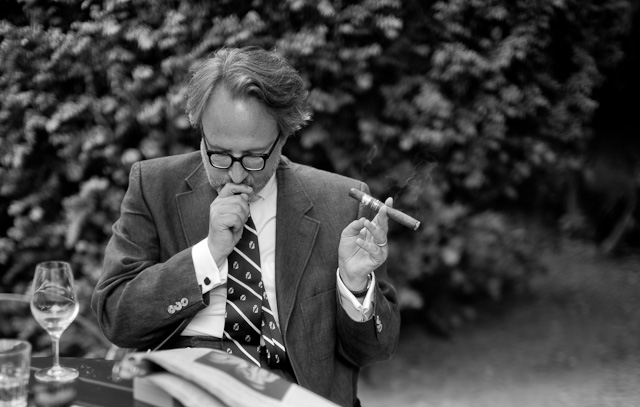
[222,215,288,369]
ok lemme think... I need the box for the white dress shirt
[183,174,374,336]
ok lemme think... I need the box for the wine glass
[30,261,80,382]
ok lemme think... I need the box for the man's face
[200,85,283,199]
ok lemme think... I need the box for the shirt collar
[249,173,277,231]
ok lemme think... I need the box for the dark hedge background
[1,0,637,357]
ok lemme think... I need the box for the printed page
[124,348,339,407]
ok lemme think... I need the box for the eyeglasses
[202,134,281,171]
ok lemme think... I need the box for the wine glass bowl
[30,261,80,382]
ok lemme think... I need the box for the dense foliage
[0,0,632,354]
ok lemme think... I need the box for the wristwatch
[349,274,372,298]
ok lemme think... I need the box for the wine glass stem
[51,335,61,371]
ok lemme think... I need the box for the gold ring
[375,239,387,247]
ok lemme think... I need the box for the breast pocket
[301,289,337,360]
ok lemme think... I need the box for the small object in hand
[348,189,420,231]
[375,239,388,247]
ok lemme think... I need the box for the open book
[114,348,339,407]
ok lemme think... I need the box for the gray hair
[186,46,312,137]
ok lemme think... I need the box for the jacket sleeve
[91,162,207,350]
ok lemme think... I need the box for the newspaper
[115,348,339,407]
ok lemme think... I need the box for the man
[92,46,400,407]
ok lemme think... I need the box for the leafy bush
[0,0,632,353]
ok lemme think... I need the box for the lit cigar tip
[348,188,365,200]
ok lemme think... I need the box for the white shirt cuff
[336,268,375,322]
[192,239,228,294]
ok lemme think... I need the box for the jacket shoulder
[132,151,203,192]
[284,159,364,190]
[137,151,201,173]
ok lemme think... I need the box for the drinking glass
[30,262,80,382]
[0,339,31,407]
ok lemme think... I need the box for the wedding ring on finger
[375,239,388,247]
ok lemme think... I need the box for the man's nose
[228,161,248,184]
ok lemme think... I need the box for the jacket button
[174,301,182,311]
[181,298,189,306]
[167,305,175,314]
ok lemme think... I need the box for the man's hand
[207,183,253,267]
[338,197,392,291]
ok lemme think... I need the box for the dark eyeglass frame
[202,134,281,171]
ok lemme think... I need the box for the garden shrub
[0,0,632,354]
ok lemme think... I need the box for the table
[30,357,151,407]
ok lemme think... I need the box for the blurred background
[1,0,639,405]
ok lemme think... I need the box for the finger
[211,204,249,227]
[342,218,367,238]
[359,226,368,240]
[356,237,387,258]
[211,196,250,218]
[372,197,393,231]
[210,197,251,230]
[218,183,254,198]
[219,213,246,232]
[363,219,387,247]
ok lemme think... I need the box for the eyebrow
[204,135,276,154]
[208,144,270,155]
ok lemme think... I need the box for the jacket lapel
[176,161,216,247]
[275,158,319,336]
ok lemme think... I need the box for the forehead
[202,86,278,149]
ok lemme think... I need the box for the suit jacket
[91,152,400,407]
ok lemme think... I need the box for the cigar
[349,188,420,231]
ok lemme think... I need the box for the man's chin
[247,192,261,203]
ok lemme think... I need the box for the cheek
[250,173,269,188]
[204,166,229,186]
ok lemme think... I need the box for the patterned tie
[222,215,288,369]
